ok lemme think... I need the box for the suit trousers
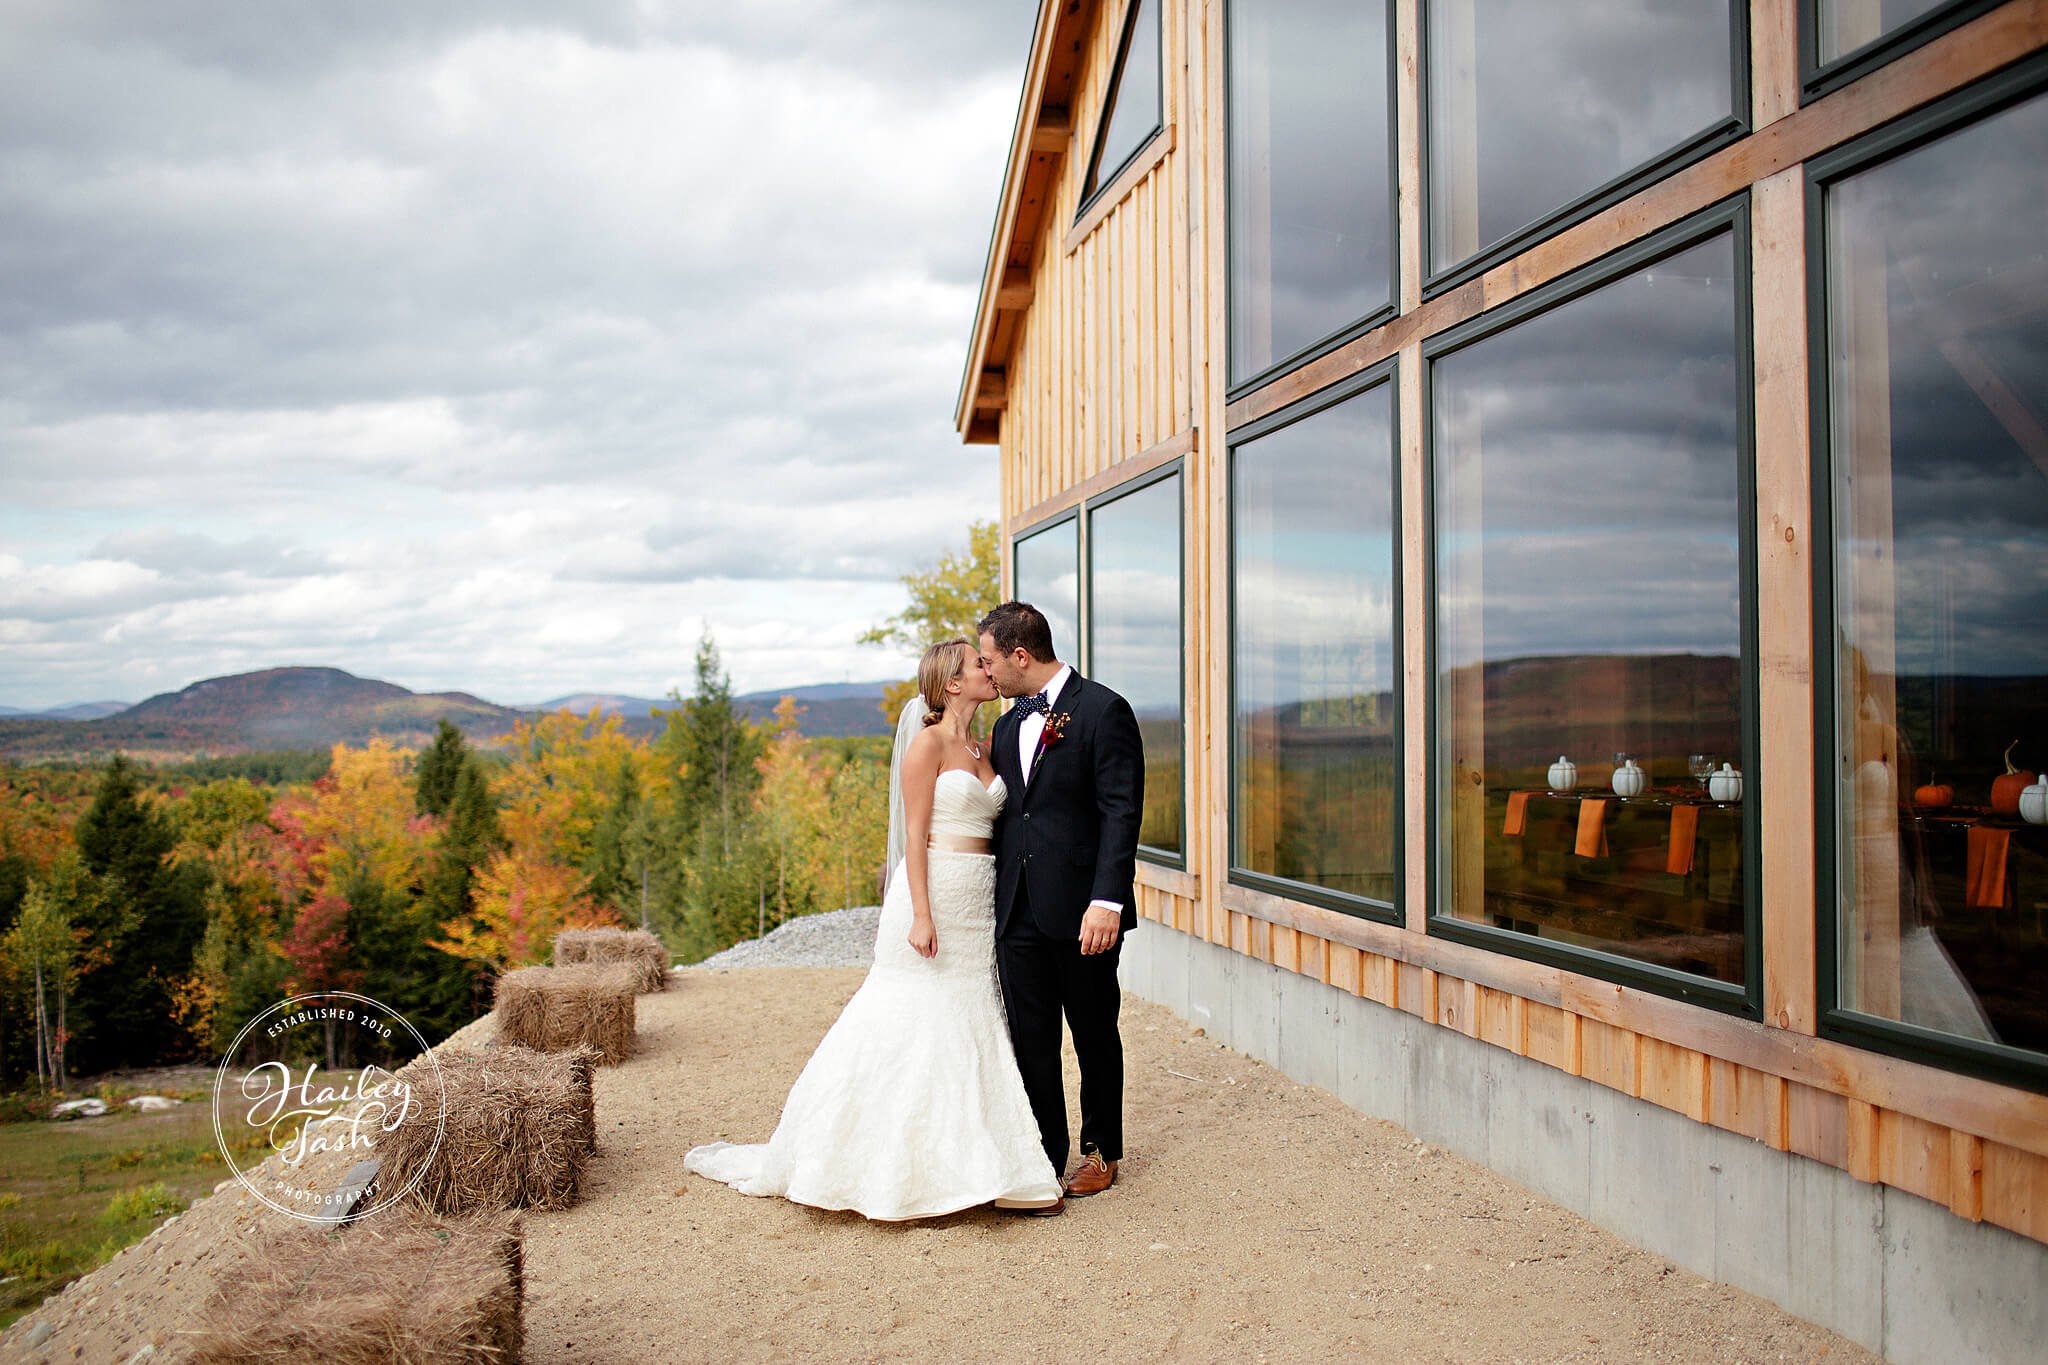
[996,881,1124,1173]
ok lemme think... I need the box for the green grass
[0,1067,279,1329]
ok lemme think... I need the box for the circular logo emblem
[212,991,447,1223]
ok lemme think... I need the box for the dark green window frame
[1420,197,1765,1017]
[1010,506,1085,672]
[1222,0,1402,402]
[1806,52,2048,1093]
[1226,358,1405,923]
[1085,460,1188,870]
[1798,0,2011,103]
[1416,0,1752,300]
[1076,0,1167,221]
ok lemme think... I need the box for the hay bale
[553,926,670,991]
[494,963,638,1064]
[380,1045,597,1216]
[190,1205,522,1364]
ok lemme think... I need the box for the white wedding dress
[684,769,1062,1220]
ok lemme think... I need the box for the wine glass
[1688,753,1713,793]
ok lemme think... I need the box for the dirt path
[523,967,1872,1363]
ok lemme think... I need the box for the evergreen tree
[658,634,765,861]
[70,756,207,1072]
[417,759,502,1019]
[584,759,644,920]
[414,719,470,817]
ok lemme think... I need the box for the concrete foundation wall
[1119,924,2048,1364]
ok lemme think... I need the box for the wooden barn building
[957,2,2047,1358]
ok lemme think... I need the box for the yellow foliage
[496,710,650,869]
[434,847,618,971]
[294,739,423,895]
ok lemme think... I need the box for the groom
[978,601,1144,1211]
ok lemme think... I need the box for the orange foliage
[433,846,619,972]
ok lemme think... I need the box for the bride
[683,638,1063,1219]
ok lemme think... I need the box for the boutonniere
[1036,711,1072,755]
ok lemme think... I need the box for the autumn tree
[280,891,360,1067]
[433,847,617,973]
[861,520,1001,713]
[1,856,95,1089]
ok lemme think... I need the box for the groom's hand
[1078,905,1121,956]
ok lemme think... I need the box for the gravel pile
[694,905,881,970]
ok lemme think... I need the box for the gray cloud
[0,2,1039,704]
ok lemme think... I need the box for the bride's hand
[909,914,937,959]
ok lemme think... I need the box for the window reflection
[1089,474,1184,857]
[1228,0,1393,384]
[1816,0,1951,64]
[1433,231,1749,986]
[1426,0,1736,275]
[1825,87,2048,1060]
[1084,0,1162,203]
[1013,519,1081,668]
[1232,381,1398,906]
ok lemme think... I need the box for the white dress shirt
[1016,664,1121,919]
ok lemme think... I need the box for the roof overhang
[954,0,1100,445]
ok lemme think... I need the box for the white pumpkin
[1611,758,1646,798]
[1709,762,1744,804]
[1547,756,1578,792]
[2020,775,2048,826]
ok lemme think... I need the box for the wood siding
[974,0,2048,1249]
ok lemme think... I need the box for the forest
[0,635,892,1088]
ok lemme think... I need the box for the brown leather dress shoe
[1063,1152,1116,1197]
[1012,1197,1064,1216]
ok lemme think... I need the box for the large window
[1428,210,1755,1003]
[1424,0,1742,283]
[1815,66,2048,1082]
[1227,0,1395,390]
[1012,514,1081,666]
[1081,0,1163,208]
[1088,469,1185,860]
[1231,371,1399,912]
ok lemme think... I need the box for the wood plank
[1641,1037,1710,1122]
[1982,1140,2048,1243]
[1581,1019,1640,1096]
[1877,1109,1953,1207]
[1363,951,1399,1008]
[1751,163,1819,1035]
[1475,985,1518,1051]
[1063,124,1179,256]
[1394,0,1424,314]
[1399,339,1428,932]
[1031,105,1072,153]
[1299,931,1328,984]
[1524,1001,1578,1073]
[1269,923,1299,972]
[997,266,1035,310]
[1789,1082,1850,1167]
[1329,941,1364,995]
[1949,1129,1986,1222]
[1396,960,1433,1019]
[1752,0,1802,128]
[1708,1057,1779,1145]
[1847,1099,1880,1183]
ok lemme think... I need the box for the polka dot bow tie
[1013,692,1051,718]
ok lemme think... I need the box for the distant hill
[0,667,523,762]
[525,682,898,738]
[0,700,131,720]
[0,668,900,761]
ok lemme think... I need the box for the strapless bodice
[930,769,1006,841]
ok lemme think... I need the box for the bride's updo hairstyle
[917,638,975,726]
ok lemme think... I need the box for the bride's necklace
[964,738,983,760]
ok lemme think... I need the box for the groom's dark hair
[978,601,1056,663]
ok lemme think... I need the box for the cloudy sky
[0,0,1038,709]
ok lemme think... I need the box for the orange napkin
[1503,790,1532,837]
[1574,798,1610,858]
[1666,805,1699,876]
[1966,826,2010,909]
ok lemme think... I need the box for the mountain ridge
[0,666,899,760]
